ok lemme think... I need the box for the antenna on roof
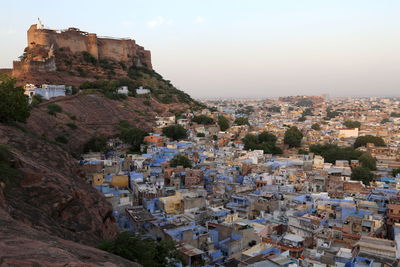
[37,18,44,29]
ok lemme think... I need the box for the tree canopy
[284,126,303,148]
[354,135,385,148]
[0,75,30,123]
[266,106,281,113]
[302,108,313,117]
[358,153,377,171]
[84,136,109,153]
[98,231,182,267]
[311,123,321,131]
[310,144,362,164]
[234,117,249,126]
[191,115,214,125]
[217,115,230,131]
[351,166,374,185]
[170,154,192,168]
[162,125,188,140]
[344,120,361,128]
[242,131,282,154]
[120,128,148,152]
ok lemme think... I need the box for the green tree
[390,112,400,118]
[162,125,187,140]
[192,115,214,125]
[296,99,314,107]
[30,94,43,107]
[351,166,374,185]
[344,120,361,128]
[234,117,249,126]
[284,126,303,148]
[98,231,181,267]
[298,148,309,155]
[311,123,321,130]
[84,136,109,153]
[393,168,400,177]
[218,115,230,131]
[326,108,340,119]
[242,132,281,154]
[302,108,313,117]
[381,118,390,124]
[242,134,259,150]
[267,106,281,113]
[298,116,306,122]
[0,144,23,188]
[0,75,30,123]
[170,154,192,168]
[354,135,385,148]
[310,144,362,164]
[258,131,277,144]
[120,127,148,152]
[47,104,62,115]
[358,153,376,171]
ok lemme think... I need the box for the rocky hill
[25,91,194,153]
[0,23,202,266]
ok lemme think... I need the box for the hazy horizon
[1,0,399,98]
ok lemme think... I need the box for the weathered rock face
[0,208,140,266]
[0,124,118,245]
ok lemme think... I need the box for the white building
[117,86,129,95]
[136,86,151,95]
[24,84,66,100]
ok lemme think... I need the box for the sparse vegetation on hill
[84,136,109,153]
[0,144,23,190]
[47,104,63,115]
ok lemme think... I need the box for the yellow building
[92,173,104,186]
[159,192,183,214]
[111,175,129,187]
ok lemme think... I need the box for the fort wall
[0,68,13,76]
[12,57,56,76]
[27,24,151,68]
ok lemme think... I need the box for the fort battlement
[27,24,152,69]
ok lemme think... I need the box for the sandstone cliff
[0,208,140,266]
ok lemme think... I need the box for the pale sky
[1,0,399,98]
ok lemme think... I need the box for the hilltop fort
[3,21,152,84]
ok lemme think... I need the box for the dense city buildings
[79,95,400,266]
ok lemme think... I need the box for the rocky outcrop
[0,208,140,266]
[0,124,118,245]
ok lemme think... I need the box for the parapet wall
[27,24,152,68]
[12,57,56,76]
